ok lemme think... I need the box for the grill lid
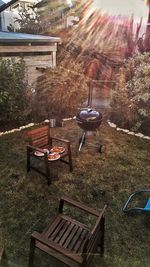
[76,108,102,122]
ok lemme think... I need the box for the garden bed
[0,119,150,267]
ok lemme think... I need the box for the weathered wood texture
[28,196,107,267]
[1,54,53,86]
[0,45,57,53]
[27,125,73,185]
[0,41,58,86]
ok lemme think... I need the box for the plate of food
[48,153,60,161]
[34,151,44,157]
[50,146,65,154]
[34,149,49,157]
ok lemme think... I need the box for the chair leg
[28,237,35,267]
[68,153,73,172]
[27,147,31,172]
[47,177,51,186]
[0,248,9,267]
[44,157,51,185]
[99,216,105,255]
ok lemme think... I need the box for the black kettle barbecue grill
[76,82,104,152]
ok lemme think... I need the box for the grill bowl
[76,108,102,131]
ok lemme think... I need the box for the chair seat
[144,198,150,211]
[40,214,90,254]
[28,197,106,267]
[32,150,68,160]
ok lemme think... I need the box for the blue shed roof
[0,31,61,43]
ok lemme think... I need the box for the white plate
[34,149,49,157]
[34,151,44,157]
[48,153,60,161]
[50,146,65,154]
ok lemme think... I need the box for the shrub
[34,58,88,121]
[0,58,31,125]
[111,53,150,134]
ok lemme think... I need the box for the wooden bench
[28,196,107,267]
[27,125,73,185]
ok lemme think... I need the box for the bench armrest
[59,196,100,217]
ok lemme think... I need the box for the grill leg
[78,132,86,151]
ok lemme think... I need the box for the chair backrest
[27,126,50,148]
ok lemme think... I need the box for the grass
[0,119,150,267]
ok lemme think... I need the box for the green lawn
[0,119,150,267]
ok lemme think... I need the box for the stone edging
[0,119,73,137]
[0,119,149,140]
[107,120,150,140]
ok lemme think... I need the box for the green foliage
[0,58,31,124]
[8,7,46,34]
[111,53,150,134]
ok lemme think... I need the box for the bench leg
[28,237,35,267]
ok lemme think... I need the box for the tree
[8,6,47,34]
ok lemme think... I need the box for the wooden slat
[28,126,48,137]
[53,221,70,243]
[63,224,79,249]
[75,229,89,253]
[0,45,57,53]
[42,215,60,235]
[31,133,48,140]
[58,222,75,246]
[61,215,89,230]
[43,215,62,239]
[50,219,67,241]
[68,227,83,251]
[31,136,48,147]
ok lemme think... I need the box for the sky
[93,0,148,20]
[2,0,149,35]
[92,0,149,36]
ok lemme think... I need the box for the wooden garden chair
[27,125,73,185]
[28,196,107,267]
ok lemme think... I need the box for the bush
[0,58,31,126]
[111,53,150,134]
[34,58,88,121]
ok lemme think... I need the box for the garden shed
[0,31,61,86]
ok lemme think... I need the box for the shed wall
[1,54,53,86]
